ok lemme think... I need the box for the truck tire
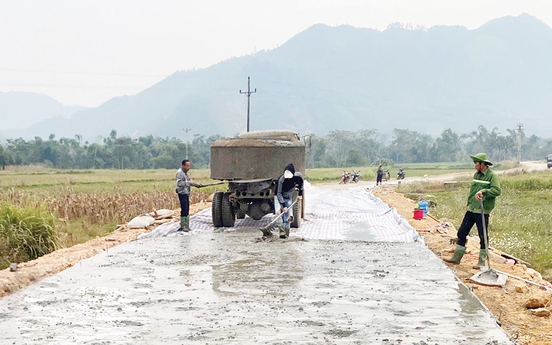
[222,192,235,227]
[301,192,305,219]
[212,191,223,227]
[291,191,302,228]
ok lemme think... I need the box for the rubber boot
[443,245,466,264]
[474,249,487,268]
[279,224,287,239]
[179,216,190,232]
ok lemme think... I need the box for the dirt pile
[373,185,552,345]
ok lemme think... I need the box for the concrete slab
[0,229,513,345]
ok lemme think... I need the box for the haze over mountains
[2,13,551,142]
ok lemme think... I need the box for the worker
[175,159,202,231]
[444,153,501,266]
[274,163,304,239]
[376,164,384,185]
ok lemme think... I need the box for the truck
[210,130,307,228]
[547,154,552,169]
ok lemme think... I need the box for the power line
[0,68,165,78]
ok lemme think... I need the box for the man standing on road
[444,153,501,266]
[376,164,384,185]
[176,159,202,232]
[274,163,304,239]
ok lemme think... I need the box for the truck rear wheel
[222,192,235,227]
[291,191,302,228]
[212,192,223,227]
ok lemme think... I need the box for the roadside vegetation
[398,170,552,281]
[0,167,219,270]
[0,202,59,269]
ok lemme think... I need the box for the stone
[530,308,550,317]
[525,297,547,309]
[515,285,528,293]
[526,268,542,280]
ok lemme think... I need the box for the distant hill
[4,13,552,141]
[0,92,86,140]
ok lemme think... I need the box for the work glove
[281,207,288,213]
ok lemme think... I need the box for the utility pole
[183,128,191,159]
[517,123,523,164]
[239,76,256,132]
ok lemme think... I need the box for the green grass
[304,163,474,182]
[399,171,552,281]
[0,168,212,193]
[0,202,60,269]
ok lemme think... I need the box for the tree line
[1,126,551,170]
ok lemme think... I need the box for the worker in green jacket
[444,153,501,266]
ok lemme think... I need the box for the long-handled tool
[470,199,507,287]
[197,181,226,188]
[260,200,297,237]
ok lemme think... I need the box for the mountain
[5,13,552,141]
[0,92,86,140]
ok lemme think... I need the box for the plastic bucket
[413,209,424,220]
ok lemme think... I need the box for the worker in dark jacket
[444,153,501,265]
[274,163,304,239]
[376,164,384,185]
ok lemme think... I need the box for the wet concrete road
[0,228,512,345]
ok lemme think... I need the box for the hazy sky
[1,0,551,108]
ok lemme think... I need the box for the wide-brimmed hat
[470,153,493,166]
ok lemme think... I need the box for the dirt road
[0,182,513,344]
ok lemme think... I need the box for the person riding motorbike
[340,171,351,184]
[352,171,361,183]
[397,168,406,180]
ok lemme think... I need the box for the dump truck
[210,130,307,228]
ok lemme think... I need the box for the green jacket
[466,167,501,214]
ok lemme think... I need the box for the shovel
[260,200,297,237]
[470,199,507,287]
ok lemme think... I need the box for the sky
[1,0,551,108]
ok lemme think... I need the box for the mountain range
[1,13,551,142]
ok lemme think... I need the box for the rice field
[0,168,220,269]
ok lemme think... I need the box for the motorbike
[351,171,361,183]
[397,168,406,180]
[382,169,390,181]
[339,171,351,184]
